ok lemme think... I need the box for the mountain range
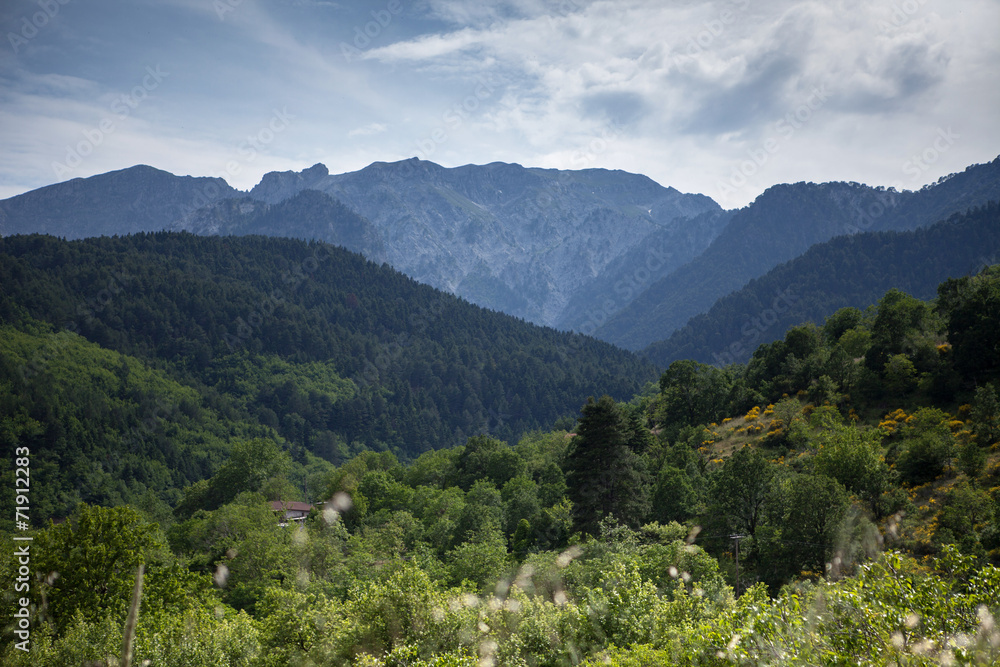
[596,157,1000,351]
[0,160,723,330]
[2,155,998,367]
[643,202,1000,367]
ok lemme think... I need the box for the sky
[1,0,998,209]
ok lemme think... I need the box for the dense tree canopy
[645,202,1000,367]
[565,396,651,535]
[3,239,1000,665]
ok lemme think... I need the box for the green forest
[644,202,1000,367]
[3,233,1000,665]
[0,233,654,478]
[595,156,1000,352]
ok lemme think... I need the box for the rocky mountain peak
[249,163,330,204]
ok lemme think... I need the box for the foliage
[0,232,656,470]
[712,446,775,539]
[681,547,1000,666]
[565,396,651,535]
[26,503,217,632]
[942,264,1000,382]
[0,325,260,521]
[3,236,1000,664]
[644,201,1000,366]
[813,423,891,515]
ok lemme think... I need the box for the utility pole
[730,534,746,596]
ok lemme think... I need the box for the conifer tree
[565,396,650,536]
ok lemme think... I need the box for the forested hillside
[0,323,343,521]
[0,232,656,472]
[174,188,389,262]
[3,268,1000,665]
[597,157,1000,350]
[0,159,725,331]
[644,202,1000,367]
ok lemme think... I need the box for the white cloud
[348,122,388,137]
[0,0,997,208]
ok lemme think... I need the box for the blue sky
[1,0,997,207]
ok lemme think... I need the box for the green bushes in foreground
[4,504,1000,666]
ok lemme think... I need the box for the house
[269,500,313,526]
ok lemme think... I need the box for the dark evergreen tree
[564,396,650,536]
[653,360,731,440]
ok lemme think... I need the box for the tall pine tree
[565,395,650,536]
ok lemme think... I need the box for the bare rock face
[176,189,387,264]
[5,157,998,341]
[0,158,724,330]
[0,165,238,239]
[264,158,724,328]
[249,163,330,204]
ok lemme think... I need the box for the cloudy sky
[1,0,997,208]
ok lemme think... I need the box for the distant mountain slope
[884,157,1000,232]
[277,159,724,327]
[0,233,657,455]
[174,189,388,262]
[597,156,1000,350]
[0,165,237,238]
[643,202,1000,367]
[556,209,735,334]
[0,160,723,331]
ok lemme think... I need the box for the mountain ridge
[595,156,1000,350]
[0,158,725,330]
[4,156,998,347]
[0,164,239,238]
[0,231,658,456]
[641,202,1000,367]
